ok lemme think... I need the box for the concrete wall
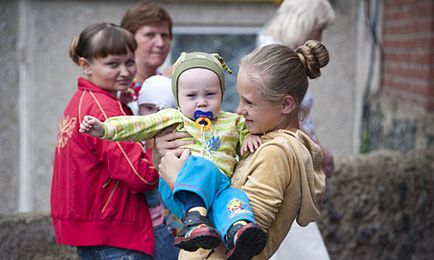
[0,0,359,214]
[0,0,20,214]
[14,0,142,213]
[312,0,359,156]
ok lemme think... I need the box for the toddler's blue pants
[159,156,256,239]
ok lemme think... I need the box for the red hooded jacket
[51,78,158,255]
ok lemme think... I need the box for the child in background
[137,75,176,155]
[80,52,267,259]
[137,75,177,117]
[138,75,180,260]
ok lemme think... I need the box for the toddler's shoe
[225,222,267,260]
[174,210,221,252]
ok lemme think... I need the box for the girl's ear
[79,57,92,77]
[281,95,296,114]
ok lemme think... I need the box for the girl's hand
[79,115,104,138]
[159,149,191,190]
[240,134,263,156]
[151,125,194,168]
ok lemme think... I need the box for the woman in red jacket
[51,23,159,259]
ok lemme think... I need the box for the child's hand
[79,115,104,138]
[240,134,263,156]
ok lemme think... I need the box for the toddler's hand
[79,115,104,138]
[240,134,263,156]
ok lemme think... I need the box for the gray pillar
[0,0,20,213]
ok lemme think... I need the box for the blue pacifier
[194,110,214,131]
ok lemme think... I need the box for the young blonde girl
[156,40,329,259]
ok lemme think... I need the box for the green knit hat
[171,51,232,106]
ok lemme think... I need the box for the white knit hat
[138,75,176,110]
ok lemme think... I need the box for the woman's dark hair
[69,23,137,65]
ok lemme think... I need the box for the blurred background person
[120,1,172,114]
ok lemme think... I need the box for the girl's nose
[119,65,129,76]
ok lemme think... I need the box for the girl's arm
[99,140,159,192]
[238,143,292,231]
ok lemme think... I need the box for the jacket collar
[78,77,119,101]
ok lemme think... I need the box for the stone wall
[0,212,76,259]
[318,149,434,260]
[1,149,433,259]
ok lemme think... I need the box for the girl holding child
[155,40,329,259]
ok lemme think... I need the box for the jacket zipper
[101,181,118,213]
[102,178,111,188]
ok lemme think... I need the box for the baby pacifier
[194,110,213,131]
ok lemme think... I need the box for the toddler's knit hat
[171,51,232,105]
[138,75,176,110]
